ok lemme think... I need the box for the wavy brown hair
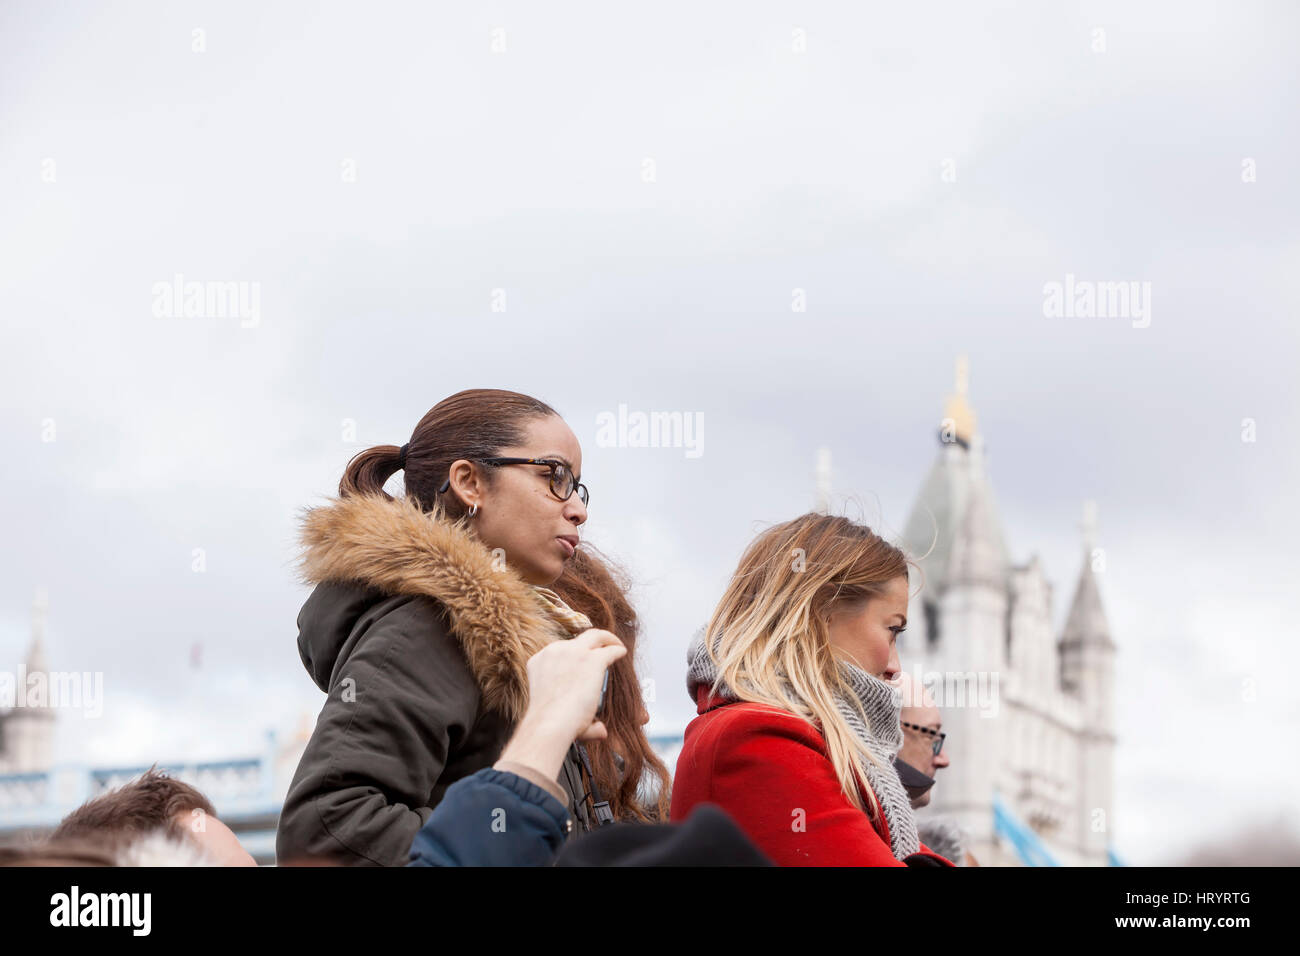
[51,766,216,845]
[555,546,672,822]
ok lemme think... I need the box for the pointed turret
[901,357,1010,600]
[0,590,57,773]
[26,589,50,680]
[1060,501,1117,705]
[1058,502,1118,864]
[1060,561,1115,654]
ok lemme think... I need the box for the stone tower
[0,591,57,774]
[1059,504,1118,862]
[899,360,1118,865]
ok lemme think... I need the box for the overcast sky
[2,1,1297,865]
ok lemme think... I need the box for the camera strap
[571,742,615,829]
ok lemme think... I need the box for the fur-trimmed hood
[295,493,561,721]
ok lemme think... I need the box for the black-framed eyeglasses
[901,721,946,756]
[438,457,589,506]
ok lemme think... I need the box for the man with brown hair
[51,766,256,866]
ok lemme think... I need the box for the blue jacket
[407,767,571,867]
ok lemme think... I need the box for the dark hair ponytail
[337,389,558,517]
[338,444,405,499]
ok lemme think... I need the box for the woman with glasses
[276,388,663,866]
[670,513,954,866]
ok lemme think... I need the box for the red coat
[671,688,954,867]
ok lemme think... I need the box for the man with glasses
[894,672,950,810]
[895,673,976,865]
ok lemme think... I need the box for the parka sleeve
[276,600,482,866]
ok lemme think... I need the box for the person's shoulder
[913,844,957,867]
[370,592,452,635]
[342,592,468,677]
[686,701,824,754]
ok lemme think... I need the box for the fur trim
[296,493,561,722]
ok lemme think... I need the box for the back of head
[51,765,216,848]
[916,816,967,865]
[338,388,557,518]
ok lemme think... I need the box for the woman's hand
[495,629,627,782]
[524,628,626,741]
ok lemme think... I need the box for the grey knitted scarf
[686,632,920,860]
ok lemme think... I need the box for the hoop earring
[468,503,479,518]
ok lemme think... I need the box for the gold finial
[942,355,977,446]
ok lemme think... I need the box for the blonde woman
[671,514,954,866]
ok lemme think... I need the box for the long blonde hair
[702,513,911,818]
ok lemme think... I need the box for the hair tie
[397,443,409,468]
